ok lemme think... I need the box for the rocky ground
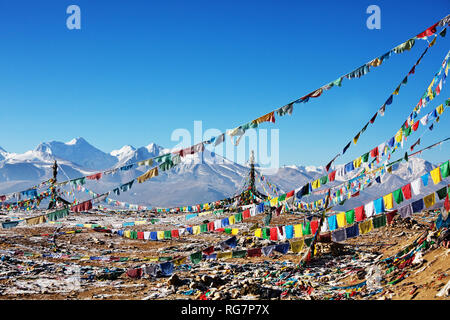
[0,208,449,300]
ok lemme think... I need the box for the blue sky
[0,0,449,167]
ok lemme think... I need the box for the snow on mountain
[0,147,6,161]
[110,143,170,168]
[35,137,117,170]
[0,137,442,208]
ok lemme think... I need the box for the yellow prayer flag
[174,257,187,266]
[254,111,275,124]
[231,228,239,235]
[137,167,158,183]
[192,226,200,235]
[228,215,235,225]
[369,58,382,67]
[429,37,436,47]
[312,179,321,190]
[430,167,442,184]
[359,219,373,235]
[395,130,403,143]
[294,224,303,238]
[217,251,233,259]
[336,212,347,228]
[393,86,400,95]
[353,133,361,145]
[383,193,394,210]
[157,231,165,239]
[254,228,262,238]
[354,156,362,168]
[290,240,304,253]
[124,230,131,238]
[424,193,435,208]
[25,215,46,225]
[270,197,278,207]
[436,104,444,115]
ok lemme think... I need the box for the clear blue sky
[0,0,449,166]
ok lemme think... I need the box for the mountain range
[0,137,444,208]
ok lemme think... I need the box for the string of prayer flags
[71,200,93,213]
[137,167,158,183]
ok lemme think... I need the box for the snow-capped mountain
[35,137,117,170]
[110,143,170,168]
[0,138,442,208]
[0,147,7,161]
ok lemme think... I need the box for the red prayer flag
[370,113,377,124]
[275,206,282,216]
[87,173,102,180]
[203,246,215,255]
[286,190,295,198]
[247,248,262,257]
[310,220,319,235]
[208,221,215,231]
[444,194,449,212]
[416,22,439,38]
[270,228,278,240]
[171,229,179,238]
[370,147,379,158]
[386,210,397,225]
[355,206,366,221]
[137,232,144,240]
[412,121,420,131]
[328,170,337,182]
[401,183,412,200]
[242,209,251,219]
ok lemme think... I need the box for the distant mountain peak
[34,138,117,170]
[65,137,87,145]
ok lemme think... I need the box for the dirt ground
[0,208,448,300]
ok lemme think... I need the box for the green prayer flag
[320,175,328,185]
[345,210,355,224]
[164,230,172,239]
[304,237,313,247]
[232,250,247,259]
[200,224,208,233]
[190,251,202,264]
[373,215,387,229]
[361,152,369,163]
[393,188,404,204]
[263,212,272,226]
[436,186,448,200]
[278,194,286,202]
[302,222,311,236]
[130,230,138,239]
[224,228,232,234]
[235,212,242,222]
[46,212,56,221]
[403,126,412,137]
[159,159,175,171]
[440,161,449,179]
[155,153,171,163]
[262,228,270,240]
[333,77,343,87]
